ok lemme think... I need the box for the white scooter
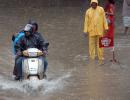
[22,48,45,80]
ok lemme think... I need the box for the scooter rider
[15,24,48,80]
[29,21,49,77]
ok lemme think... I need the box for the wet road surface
[0,2,130,100]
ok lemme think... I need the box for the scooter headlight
[28,52,38,57]
[37,51,43,56]
[23,50,29,57]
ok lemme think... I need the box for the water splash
[0,73,71,95]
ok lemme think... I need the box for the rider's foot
[43,73,47,79]
[14,76,20,80]
[14,76,22,81]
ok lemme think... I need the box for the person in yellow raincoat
[84,0,108,62]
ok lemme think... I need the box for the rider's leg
[44,57,48,73]
[13,60,17,76]
[15,56,23,79]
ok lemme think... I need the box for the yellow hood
[91,0,98,4]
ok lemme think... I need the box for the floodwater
[0,2,130,100]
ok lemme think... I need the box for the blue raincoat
[12,31,25,55]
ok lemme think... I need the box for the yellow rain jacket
[84,1,108,36]
[84,0,108,61]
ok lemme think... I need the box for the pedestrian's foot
[99,61,105,66]
[98,59,105,66]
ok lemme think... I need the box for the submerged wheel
[29,76,39,80]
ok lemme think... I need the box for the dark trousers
[44,57,48,72]
[13,56,23,78]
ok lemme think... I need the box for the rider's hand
[42,51,48,56]
[16,51,22,56]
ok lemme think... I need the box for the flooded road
[0,1,130,100]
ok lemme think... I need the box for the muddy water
[0,5,130,100]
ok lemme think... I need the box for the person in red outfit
[104,0,115,47]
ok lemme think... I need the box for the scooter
[22,48,45,80]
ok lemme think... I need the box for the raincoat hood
[91,0,98,4]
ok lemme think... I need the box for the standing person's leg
[89,36,96,60]
[123,17,130,35]
[124,27,129,35]
[97,35,104,61]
